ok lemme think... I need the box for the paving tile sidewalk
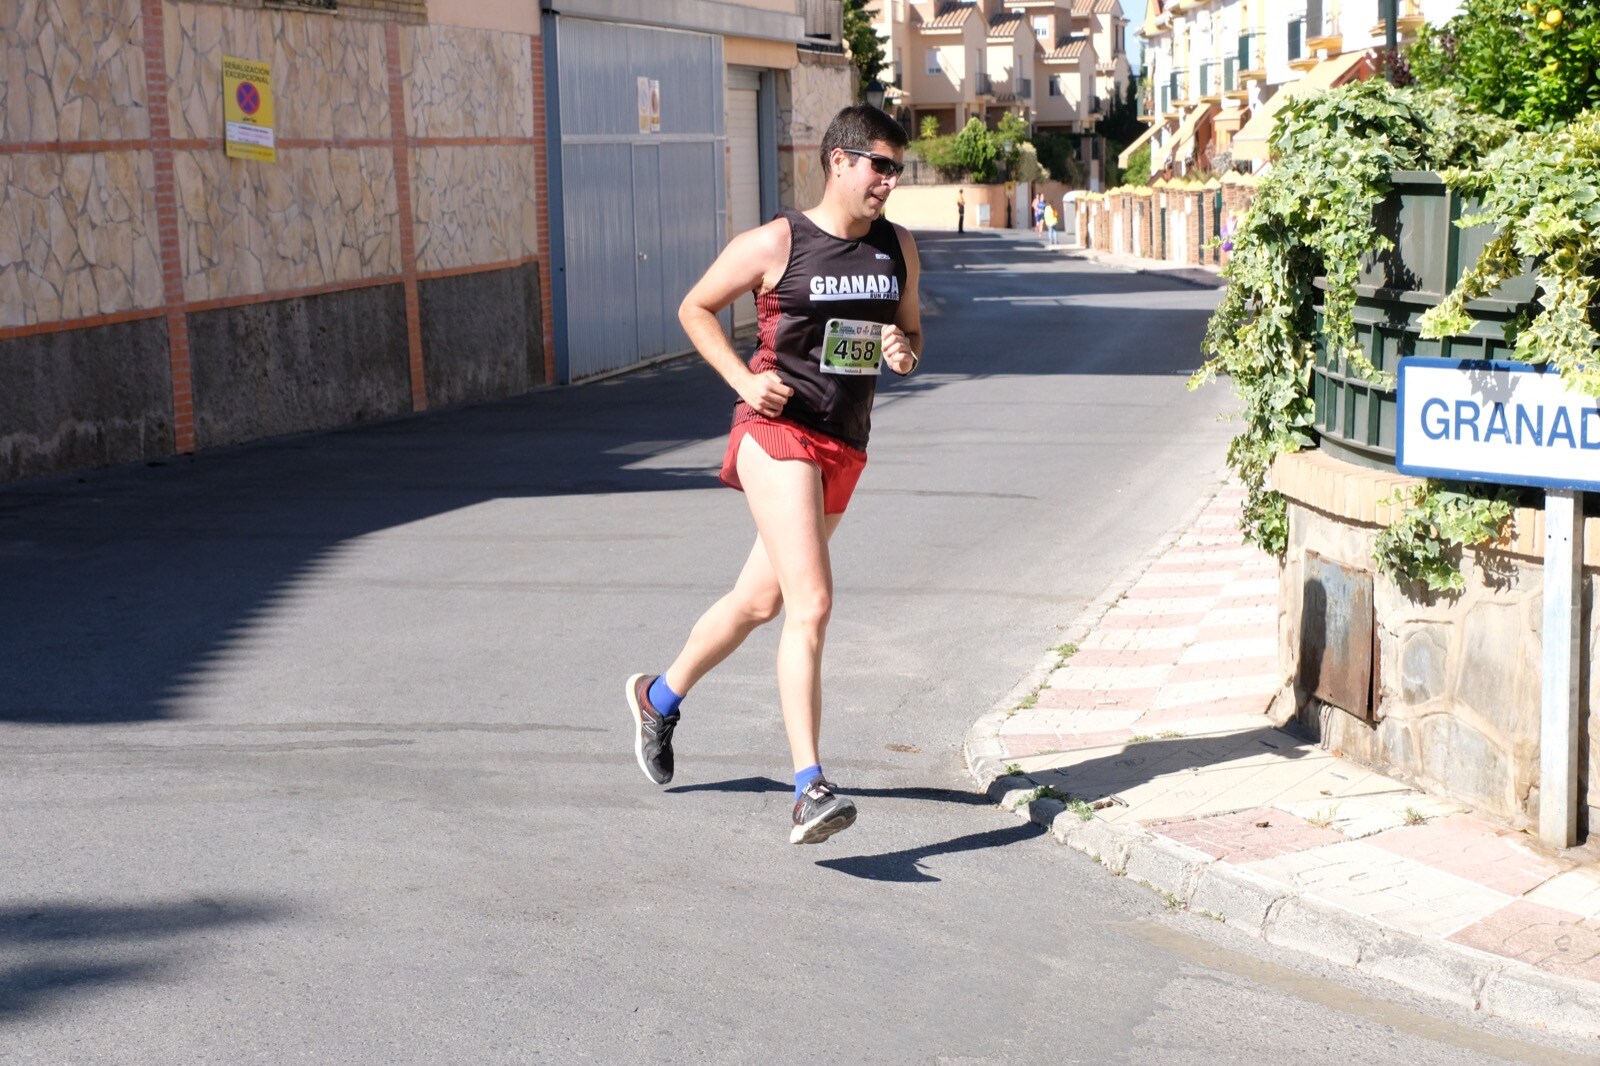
[965,482,1600,1038]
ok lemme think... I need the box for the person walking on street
[1032,192,1046,236]
[626,104,924,845]
[1044,200,1059,245]
[956,188,965,233]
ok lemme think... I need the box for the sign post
[1397,358,1593,848]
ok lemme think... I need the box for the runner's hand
[740,370,793,418]
[882,325,918,376]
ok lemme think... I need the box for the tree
[843,0,887,102]
[1408,0,1600,129]
[951,117,999,181]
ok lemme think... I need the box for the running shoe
[790,778,857,844]
[626,673,677,785]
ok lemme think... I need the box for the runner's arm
[883,225,923,375]
[678,221,794,416]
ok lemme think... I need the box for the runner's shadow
[665,777,992,806]
[816,823,1044,883]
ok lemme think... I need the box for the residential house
[871,0,1125,142]
[1129,0,1461,179]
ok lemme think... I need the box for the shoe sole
[625,672,669,785]
[789,803,857,845]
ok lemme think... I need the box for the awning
[1152,102,1214,170]
[1233,50,1374,163]
[1116,119,1164,169]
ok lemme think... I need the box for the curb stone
[963,484,1600,1041]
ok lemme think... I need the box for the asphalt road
[2,232,1592,1064]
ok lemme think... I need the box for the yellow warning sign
[223,55,276,162]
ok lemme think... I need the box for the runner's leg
[732,433,836,772]
[662,486,843,702]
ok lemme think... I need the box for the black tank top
[735,210,907,451]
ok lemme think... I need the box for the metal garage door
[726,69,761,329]
[551,17,725,381]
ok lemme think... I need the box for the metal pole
[1540,489,1583,848]
[1384,0,1399,84]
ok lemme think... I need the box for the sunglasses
[839,148,906,178]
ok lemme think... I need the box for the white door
[726,72,761,329]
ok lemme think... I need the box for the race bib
[820,318,883,376]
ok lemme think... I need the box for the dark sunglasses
[839,148,906,178]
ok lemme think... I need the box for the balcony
[1019,76,1033,98]
[1237,30,1266,81]
[1306,1,1341,50]
[799,0,844,52]
[1197,61,1225,100]
[975,71,993,96]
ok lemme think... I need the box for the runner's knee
[783,587,832,633]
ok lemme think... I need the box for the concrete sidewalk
[965,483,1600,1039]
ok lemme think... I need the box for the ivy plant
[1189,81,1512,557]
[1374,482,1518,592]
[1421,109,1600,394]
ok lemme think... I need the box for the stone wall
[0,0,552,482]
[777,49,854,211]
[1273,449,1600,837]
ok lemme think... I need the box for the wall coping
[1272,448,1600,567]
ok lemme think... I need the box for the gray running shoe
[626,672,677,785]
[790,778,857,844]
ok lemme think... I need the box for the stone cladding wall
[0,0,552,480]
[777,49,853,211]
[1273,449,1600,837]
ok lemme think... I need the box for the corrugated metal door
[726,69,761,329]
[554,17,725,380]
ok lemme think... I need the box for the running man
[627,104,923,844]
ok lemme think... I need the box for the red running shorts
[719,415,868,516]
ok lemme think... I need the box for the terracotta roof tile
[1073,0,1119,15]
[924,2,977,29]
[1043,39,1089,61]
[988,12,1026,38]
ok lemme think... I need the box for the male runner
[626,104,923,844]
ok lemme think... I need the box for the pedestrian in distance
[1044,200,1059,245]
[956,188,965,233]
[627,104,924,845]
[1032,192,1046,236]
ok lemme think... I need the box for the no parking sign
[223,55,276,163]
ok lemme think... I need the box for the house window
[1033,16,1049,39]
[1049,75,1061,96]
[927,48,941,73]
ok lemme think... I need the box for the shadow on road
[0,898,283,1022]
[816,823,1046,883]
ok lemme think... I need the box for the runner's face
[833,140,903,219]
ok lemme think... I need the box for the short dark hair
[819,104,908,179]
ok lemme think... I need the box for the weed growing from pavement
[1141,882,1187,911]
[1017,692,1039,710]
[1306,805,1340,829]
[1129,734,1154,744]
[1403,805,1425,826]
[1158,730,1183,739]
[1012,785,1071,809]
[1004,763,1022,776]
[1066,798,1095,821]
[1053,642,1079,661]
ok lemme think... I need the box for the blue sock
[794,764,824,800]
[647,675,683,717]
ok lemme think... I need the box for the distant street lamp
[866,78,887,109]
[1381,0,1399,83]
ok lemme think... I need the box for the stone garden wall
[1272,449,1600,835]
